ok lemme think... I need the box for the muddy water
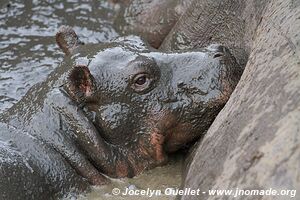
[0,1,183,199]
[74,155,183,200]
[0,0,118,112]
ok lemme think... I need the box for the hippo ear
[67,65,96,101]
[56,26,84,55]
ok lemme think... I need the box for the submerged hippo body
[0,27,242,199]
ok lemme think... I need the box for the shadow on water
[0,1,183,199]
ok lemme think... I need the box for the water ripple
[0,0,119,112]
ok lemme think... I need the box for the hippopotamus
[114,0,193,48]
[0,26,242,199]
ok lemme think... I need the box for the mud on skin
[0,26,242,199]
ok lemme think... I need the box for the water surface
[76,155,183,200]
[0,0,118,112]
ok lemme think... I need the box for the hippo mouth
[147,111,194,154]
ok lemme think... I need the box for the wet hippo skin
[114,0,193,48]
[0,26,242,199]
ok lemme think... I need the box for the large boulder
[161,0,300,199]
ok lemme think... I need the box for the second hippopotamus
[0,26,242,199]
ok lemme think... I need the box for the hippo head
[57,26,242,178]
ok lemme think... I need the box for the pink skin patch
[150,132,166,163]
[80,67,93,97]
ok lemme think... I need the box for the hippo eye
[135,75,147,85]
[213,53,223,58]
[130,73,154,93]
